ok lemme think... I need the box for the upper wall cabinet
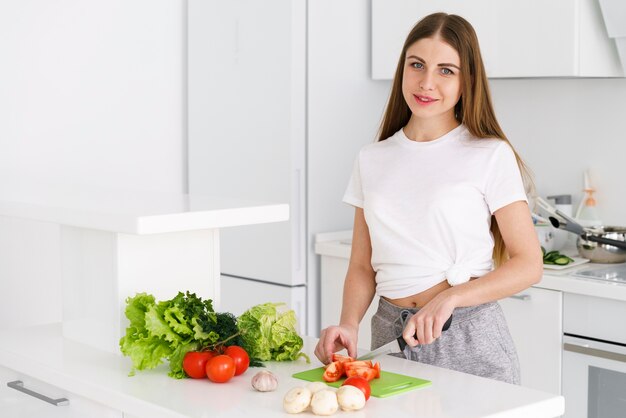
[372,0,624,79]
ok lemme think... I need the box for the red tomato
[183,351,215,379]
[224,345,250,376]
[343,360,373,371]
[342,376,371,401]
[331,353,355,363]
[322,360,345,382]
[372,362,381,378]
[345,366,377,382]
[206,355,236,383]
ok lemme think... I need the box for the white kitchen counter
[315,230,626,301]
[0,323,564,418]
[539,264,626,301]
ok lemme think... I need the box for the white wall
[491,78,626,226]
[0,0,186,327]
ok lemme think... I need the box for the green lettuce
[167,341,201,379]
[119,291,223,378]
[238,302,310,363]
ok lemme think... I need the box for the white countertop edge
[315,230,352,243]
[135,203,289,234]
[0,344,185,418]
[314,240,351,259]
[1,200,289,234]
[482,396,565,418]
[537,273,626,301]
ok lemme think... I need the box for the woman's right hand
[314,324,358,364]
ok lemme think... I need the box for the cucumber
[543,250,574,266]
[553,256,571,265]
[543,251,559,260]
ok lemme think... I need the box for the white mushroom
[310,389,339,416]
[336,385,366,411]
[283,387,312,414]
[306,381,329,394]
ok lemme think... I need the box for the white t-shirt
[342,124,528,299]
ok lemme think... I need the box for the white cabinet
[0,366,121,418]
[188,0,311,331]
[316,232,379,350]
[372,0,623,79]
[499,286,563,394]
[220,274,307,335]
[319,252,379,351]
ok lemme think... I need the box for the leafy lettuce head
[238,302,309,363]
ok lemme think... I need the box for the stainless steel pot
[576,226,626,263]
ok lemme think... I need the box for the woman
[313,13,543,384]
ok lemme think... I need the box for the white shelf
[0,181,289,234]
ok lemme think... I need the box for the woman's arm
[403,200,543,346]
[447,200,543,305]
[314,207,377,363]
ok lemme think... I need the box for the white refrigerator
[187,0,308,334]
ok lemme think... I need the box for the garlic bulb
[251,370,278,392]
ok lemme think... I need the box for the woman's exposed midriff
[382,277,478,308]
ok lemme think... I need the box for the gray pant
[371,297,521,385]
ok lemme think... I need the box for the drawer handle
[563,343,626,364]
[509,294,531,301]
[7,380,70,406]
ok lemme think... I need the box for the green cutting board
[292,367,431,398]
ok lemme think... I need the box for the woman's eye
[411,62,423,69]
[441,67,454,75]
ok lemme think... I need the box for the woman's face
[402,37,462,123]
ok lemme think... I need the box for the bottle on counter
[575,170,602,228]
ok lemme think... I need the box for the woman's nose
[419,72,435,90]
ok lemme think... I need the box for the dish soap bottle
[575,170,602,228]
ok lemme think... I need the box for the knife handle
[396,315,453,351]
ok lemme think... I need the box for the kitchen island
[0,182,289,354]
[0,323,564,417]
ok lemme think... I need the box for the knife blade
[357,315,453,361]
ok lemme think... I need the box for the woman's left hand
[402,290,457,347]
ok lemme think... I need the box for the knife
[357,315,453,361]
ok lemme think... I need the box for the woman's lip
[413,94,438,105]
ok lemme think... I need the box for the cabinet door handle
[7,380,70,406]
[563,343,626,363]
[509,294,531,301]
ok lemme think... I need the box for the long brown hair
[377,12,534,268]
